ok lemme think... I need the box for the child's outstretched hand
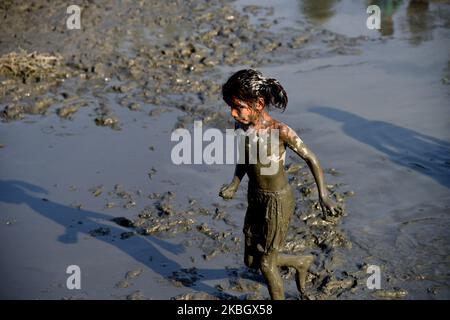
[219,183,238,200]
[319,196,343,220]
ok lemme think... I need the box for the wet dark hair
[222,69,288,111]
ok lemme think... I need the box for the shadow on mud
[0,179,262,299]
[310,106,450,189]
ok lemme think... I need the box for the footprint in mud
[169,267,204,288]
[115,269,144,289]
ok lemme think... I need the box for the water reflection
[298,0,441,45]
[405,0,432,46]
[367,0,403,36]
[368,0,432,43]
[299,0,341,24]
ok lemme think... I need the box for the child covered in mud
[219,69,341,300]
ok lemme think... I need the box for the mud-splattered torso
[237,121,289,192]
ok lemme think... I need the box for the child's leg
[244,243,261,269]
[244,227,262,269]
[259,252,313,299]
[277,254,313,294]
[260,251,284,300]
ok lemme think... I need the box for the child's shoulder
[271,120,305,147]
[272,120,296,139]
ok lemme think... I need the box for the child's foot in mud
[322,204,345,223]
[322,214,340,224]
[294,254,314,297]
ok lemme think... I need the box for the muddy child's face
[229,97,258,125]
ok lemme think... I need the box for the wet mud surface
[0,0,366,129]
[1,0,449,299]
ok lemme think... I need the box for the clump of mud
[0,50,72,121]
[0,50,65,81]
[131,191,241,262]
[172,292,219,300]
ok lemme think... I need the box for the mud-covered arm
[280,125,329,199]
[280,125,342,218]
[219,164,245,199]
[230,163,246,186]
[229,120,247,188]
[219,122,247,199]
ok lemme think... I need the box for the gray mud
[1,0,449,299]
